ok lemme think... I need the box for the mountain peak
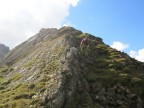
[0,27,144,108]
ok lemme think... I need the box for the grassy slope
[66,33,144,108]
[0,35,67,108]
[0,29,144,108]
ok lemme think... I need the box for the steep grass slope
[0,27,144,108]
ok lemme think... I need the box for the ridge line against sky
[110,41,144,62]
[0,0,79,48]
[0,0,144,62]
[65,0,144,62]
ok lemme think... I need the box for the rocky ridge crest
[0,44,9,60]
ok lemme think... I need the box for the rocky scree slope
[0,44,9,60]
[0,27,144,108]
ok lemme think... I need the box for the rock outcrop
[0,27,144,108]
[0,44,9,60]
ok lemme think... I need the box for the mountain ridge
[0,26,144,108]
[0,43,9,61]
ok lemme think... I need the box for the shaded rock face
[0,26,144,108]
[0,44,9,60]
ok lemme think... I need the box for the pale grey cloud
[0,0,79,49]
[130,49,144,62]
[111,41,144,62]
[110,41,129,52]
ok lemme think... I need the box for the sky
[0,0,144,62]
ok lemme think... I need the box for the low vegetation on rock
[0,27,144,108]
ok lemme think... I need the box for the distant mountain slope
[0,27,144,108]
[0,44,9,60]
